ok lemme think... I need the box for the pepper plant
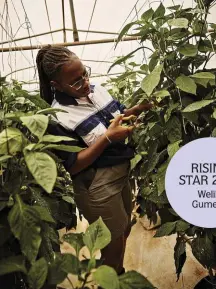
[0,77,78,288]
[107,0,216,280]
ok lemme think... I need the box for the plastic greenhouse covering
[0,0,216,90]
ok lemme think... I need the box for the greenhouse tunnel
[0,0,216,289]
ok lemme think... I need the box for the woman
[36,45,152,275]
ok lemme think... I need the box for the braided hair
[36,45,78,105]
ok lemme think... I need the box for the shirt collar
[55,84,95,106]
[55,90,78,106]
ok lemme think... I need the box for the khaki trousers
[72,161,132,240]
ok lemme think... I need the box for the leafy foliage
[61,218,155,289]
[0,80,155,288]
[0,79,76,288]
[105,0,216,279]
[83,217,111,257]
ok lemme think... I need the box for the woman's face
[52,59,91,98]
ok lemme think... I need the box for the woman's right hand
[69,115,134,175]
[106,115,134,143]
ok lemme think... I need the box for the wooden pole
[0,36,141,52]
[65,28,121,35]
[0,29,130,46]
[69,0,79,41]
[62,0,67,42]
[0,29,63,45]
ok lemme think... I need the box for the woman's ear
[50,80,63,92]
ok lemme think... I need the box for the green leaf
[0,76,6,84]
[178,44,198,57]
[144,188,169,205]
[116,22,137,48]
[0,155,12,162]
[168,31,189,41]
[119,270,155,289]
[93,265,119,289]
[128,62,139,67]
[130,154,142,170]
[166,116,182,143]
[183,99,215,113]
[176,220,190,232]
[108,47,146,73]
[33,206,55,223]
[165,52,176,61]
[192,236,216,269]
[8,195,41,263]
[24,152,57,194]
[153,3,165,19]
[154,222,176,237]
[5,111,34,121]
[192,78,209,88]
[168,5,181,10]
[141,65,163,96]
[0,256,27,276]
[175,75,197,95]
[63,233,85,256]
[148,52,159,72]
[28,258,48,289]
[25,94,49,109]
[153,90,170,98]
[61,254,79,275]
[193,20,207,35]
[20,115,49,139]
[40,134,75,143]
[37,108,67,115]
[167,140,182,158]
[198,39,214,53]
[190,72,215,80]
[83,217,111,256]
[140,64,149,73]
[141,8,154,21]
[209,79,215,86]
[48,256,68,285]
[24,143,45,152]
[40,226,56,263]
[118,81,127,89]
[62,196,75,204]
[41,144,82,153]
[147,154,159,173]
[0,127,23,155]
[135,24,152,39]
[144,141,159,175]
[48,253,79,284]
[183,111,199,124]
[174,237,186,281]
[168,18,189,28]
[191,72,215,88]
[156,162,168,196]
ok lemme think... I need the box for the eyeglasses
[68,66,91,90]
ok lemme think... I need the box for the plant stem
[66,276,75,289]
[81,273,90,289]
[180,233,193,246]
[203,51,212,69]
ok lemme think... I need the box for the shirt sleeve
[114,100,127,114]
